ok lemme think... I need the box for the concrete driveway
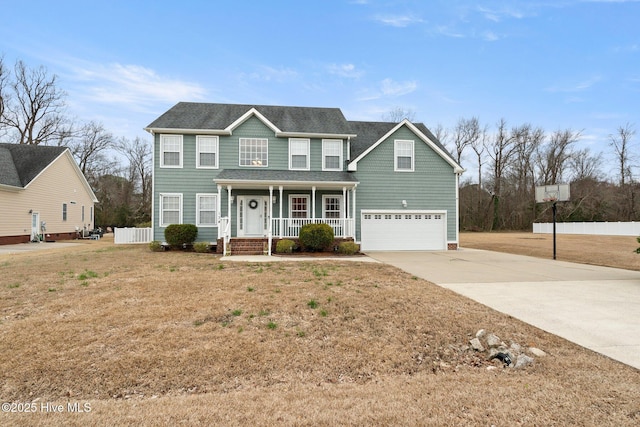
[368,249,640,370]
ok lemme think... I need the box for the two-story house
[145,102,463,254]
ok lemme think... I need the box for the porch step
[229,238,267,255]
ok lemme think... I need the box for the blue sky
[1,0,638,177]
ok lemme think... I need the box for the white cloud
[68,61,207,110]
[373,14,423,27]
[327,63,364,79]
[546,76,603,92]
[381,78,418,97]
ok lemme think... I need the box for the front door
[239,196,267,237]
[31,212,40,241]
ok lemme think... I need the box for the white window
[160,193,182,226]
[322,195,342,219]
[196,136,218,168]
[289,138,310,170]
[196,194,217,227]
[322,139,343,170]
[160,135,183,168]
[240,138,268,167]
[289,195,309,218]
[394,140,414,172]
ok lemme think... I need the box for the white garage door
[360,210,446,251]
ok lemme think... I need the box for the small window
[374,214,382,220]
[160,135,183,168]
[160,193,182,226]
[196,194,217,227]
[82,205,85,222]
[240,138,268,167]
[395,140,414,172]
[385,214,392,219]
[415,214,421,219]
[405,215,412,219]
[289,138,310,170]
[323,195,342,219]
[322,139,343,170]
[290,195,309,218]
[62,203,67,221]
[364,214,372,220]
[197,136,218,168]
[395,214,402,219]
[435,214,442,220]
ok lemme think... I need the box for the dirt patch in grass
[1,237,639,426]
[461,232,640,271]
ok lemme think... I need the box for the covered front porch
[214,170,359,255]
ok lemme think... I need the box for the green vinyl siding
[353,126,458,242]
[153,115,347,241]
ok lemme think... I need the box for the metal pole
[552,201,557,260]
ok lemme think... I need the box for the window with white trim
[289,138,310,170]
[196,136,218,168]
[322,139,343,170]
[160,193,182,226]
[322,195,342,219]
[289,195,309,218]
[239,138,268,166]
[394,140,414,171]
[160,135,183,168]
[196,194,217,227]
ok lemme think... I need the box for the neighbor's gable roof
[145,102,357,138]
[0,143,98,201]
[347,119,464,173]
[0,143,67,188]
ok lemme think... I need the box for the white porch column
[312,186,316,220]
[268,186,273,256]
[227,185,232,224]
[342,187,347,238]
[352,186,357,239]
[217,184,222,239]
[279,185,283,238]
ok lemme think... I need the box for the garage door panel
[361,211,446,251]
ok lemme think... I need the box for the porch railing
[271,218,354,239]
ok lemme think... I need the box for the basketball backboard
[535,183,570,203]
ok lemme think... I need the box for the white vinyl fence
[533,222,640,236]
[114,227,153,244]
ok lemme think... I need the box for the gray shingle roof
[0,143,66,188]
[146,102,355,136]
[215,169,358,183]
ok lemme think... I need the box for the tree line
[435,117,639,231]
[0,56,151,228]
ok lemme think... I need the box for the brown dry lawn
[1,235,639,426]
[461,232,640,271]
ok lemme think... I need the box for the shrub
[276,239,296,254]
[136,221,152,228]
[337,241,360,255]
[636,236,640,254]
[164,224,198,247]
[299,223,334,252]
[149,240,163,252]
[193,242,210,253]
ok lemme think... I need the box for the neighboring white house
[0,143,98,244]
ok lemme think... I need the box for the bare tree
[116,137,153,224]
[535,129,580,185]
[451,117,481,165]
[0,60,70,145]
[486,119,516,230]
[0,55,7,125]
[569,148,602,181]
[609,123,636,186]
[68,121,115,176]
[382,106,416,122]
